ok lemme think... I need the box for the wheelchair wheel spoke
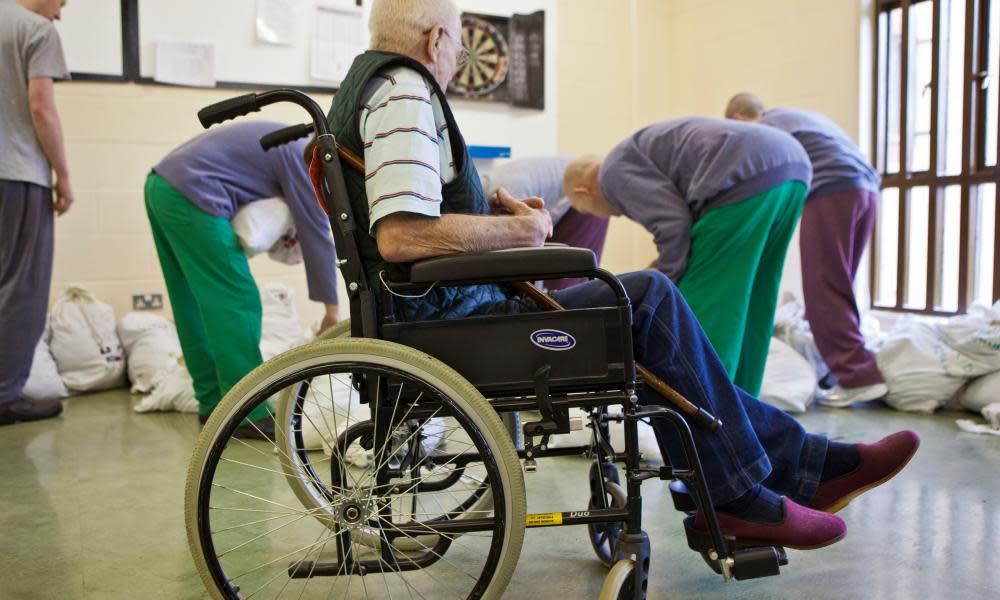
[189,352,522,599]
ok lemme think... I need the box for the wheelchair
[184,90,789,600]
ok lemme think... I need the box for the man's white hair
[369,0,461,53]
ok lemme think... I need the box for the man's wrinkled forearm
[377,213,545,262]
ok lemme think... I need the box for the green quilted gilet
[325,51,519,321]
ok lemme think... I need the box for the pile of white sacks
[22,283,314,414]
[760,298,1000,423]
[133,282,313,413]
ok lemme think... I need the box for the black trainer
[197,412,275,441]
[0,399,63,426]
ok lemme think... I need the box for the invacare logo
[530,329,576,351]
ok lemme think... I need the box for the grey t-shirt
[480,156,575,224]
[0,1,69,188]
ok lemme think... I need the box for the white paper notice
[256,0,297,46]
[154,41,215,87]
[311,7,365,84]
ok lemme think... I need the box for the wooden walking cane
[318,141,722,432]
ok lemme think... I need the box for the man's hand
[489,187,553,241]
[53,177,74,216]
[317,303,340,334]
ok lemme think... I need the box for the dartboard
[450,15,510,96]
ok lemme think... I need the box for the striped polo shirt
[359,66,456,232]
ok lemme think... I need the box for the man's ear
[425,25,444,64]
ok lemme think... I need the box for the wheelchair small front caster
[599,556,649,600]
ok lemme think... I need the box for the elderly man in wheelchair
[184,1,920,598]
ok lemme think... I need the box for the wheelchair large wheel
[588,462,626,566]
[186,338,526,599]
[274,320,495,552]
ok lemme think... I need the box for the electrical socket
[132,293,163,310]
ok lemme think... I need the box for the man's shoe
[198,413,275,441]
[0,399,63,426]
[692,497,846,550]
[818,382,889,408]
[809,430,920,513]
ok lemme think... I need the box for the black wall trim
[121,0,139,80]
[134,77,338,95]
[68,72,128,83]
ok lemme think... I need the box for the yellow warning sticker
[525,513,563,527]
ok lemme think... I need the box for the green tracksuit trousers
[678,180,806,396]
[144,173,269,420]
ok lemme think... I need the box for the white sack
[759,338,817,413]
[133,359,199,413]
[546,408,661,461]
[231,198,292,256]
[22,327,70,401]
[267,232,304,265]
[260,282,313,360]
[49,287,126,392]
[956,403,1000,436]
[133,282,313,415]
[935,304,1000,375]
[299,381,370,454]
[960,370,1000,413]
[877,304,1000,413]
[773,301,830,381]
[118,312,182,393]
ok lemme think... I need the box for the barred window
[872,0,999,314]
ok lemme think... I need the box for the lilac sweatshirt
[761,108,880,199]
[599,116,812,280]
[153,121,338,304]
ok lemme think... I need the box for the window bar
[927,0,943,310]
[958,0,981,311]
[872,4,885,304]
[992,0,1000,304]
[897,0,912,310]
[974,0,992,170]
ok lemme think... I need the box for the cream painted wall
[51,83,340,327]
[49,0,558,326]
[663,0,869,302]
[47,0,870,325]
[557,0,870,301]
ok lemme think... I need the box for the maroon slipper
[809,430,920,513]
[693,497,846,550]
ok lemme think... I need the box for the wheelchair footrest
[668,480,697,513]
[682,516,788,581]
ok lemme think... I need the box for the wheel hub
[341,501,365,525]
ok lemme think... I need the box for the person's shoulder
[2,3,53,37]
[374,66,433,95]
[363,65,434,110]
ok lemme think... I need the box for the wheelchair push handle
[198,89,331,139]
[260,123,314,151]
[198,93,261,128]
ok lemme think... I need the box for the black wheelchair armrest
[407,246,597,285]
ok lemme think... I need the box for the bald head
[725,93,765,122]
[563,155,619,218]
[369,0,460,54]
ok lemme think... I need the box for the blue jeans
[553,271,828,505]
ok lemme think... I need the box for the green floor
[2,389,998,599]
